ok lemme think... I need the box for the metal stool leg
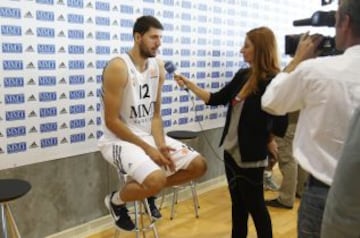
[190,181,200,218]
[1,203,21,238]
[1,204,8,238]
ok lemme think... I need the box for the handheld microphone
[164,61,188,92]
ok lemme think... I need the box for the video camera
[285,0,340,56]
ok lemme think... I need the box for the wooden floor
[88,185,300,238]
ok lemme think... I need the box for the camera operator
[261,0,360,237]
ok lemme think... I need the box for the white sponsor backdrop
[0,0,335,169]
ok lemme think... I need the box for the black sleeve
[207,68,249,106]
[271,114,288,138]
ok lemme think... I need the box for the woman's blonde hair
[239,27,280,99]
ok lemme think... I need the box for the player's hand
[267,139,278,162]
[145,146,175,172]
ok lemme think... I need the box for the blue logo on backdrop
[180,95,189,102]
[197,38,206,45]
[7,142,26,154]
[3,60,23,70]
[37,27,55,38]
[70,119,85,129]
[69,75,85,85]
[68,45,84,54]
[163,23,174,31]
[70,133,86,143]
[96,60,107,69]
[120,5,133,14]
[38,60,56,70]
[69,90,85,99]
[6,110,25,121]
[179,106,189,114]
[96,46,110,54]
[69,104,85,114]
[181,13,191,21]
[36,10,54,21]
[213,17,222,24]
[2,43,22,53]
[0,7,21,19]
[39,76,56,86]
[96,88,102,97]
[96,117,101,125]
[95,17,110,26]
[181,25,191,33]
[197,27,207,34]
[198,3,207,10]
[69,60,84,69]
[212,50,221,57]
[143,0,154,2]
[195,105,204,111]
[212,39,221,46]
[120,46,131,54]
[162,85,172,92]
[120,19,133,28]
[161,108,172,116]
[179,117,188,125]
[197,83,205,88]
[197,50,206,57]
[40,122,57,133]
[6,126,26,138]
[162,48,173,56]
[40,107,57,118]
[4,77,24,88]
[196,72,206,79]
[163,120,171,128]
[143,8,154,16]
[181,37,190,44]
[197,61,206,68]
[5,94,25,104]
[67,14,84,24]
[211,72,220,78]
[213,28,221,35]
[211,82,220,89]
[96,75,102,83]
[226,61,234,67]
[226,51,234,57]
[212,61,221,67]
[195,115,204,122]
[210,113,218,120]
[198,15,207,23]
[37,44,55,54]
[163,10,174,19]
[162,96,172,104]
[68,30,84,39]
[67,0,84,8]
[41,137,58,148]
[39,92,57,102]
[1,25,21,36]
[36,0,54,4]
[95,1,110,11]
[180,61,190,68]
[120,33,132,42]
[181,1,191,8]
[163,36,173,43]
[163,0,174,6]
[96,31,110,40]
[226,71,233,78]
[97,130,103,139]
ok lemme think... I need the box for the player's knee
[189,156,207,177]
[143,170,166,194]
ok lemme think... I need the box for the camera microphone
[164,61,189,92]
[293,11,335,27]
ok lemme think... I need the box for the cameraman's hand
[285,32,323,73]
[294,32,323,61]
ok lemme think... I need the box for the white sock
[264,170,272,178]
[111,191,125,205]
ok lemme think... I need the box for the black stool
[0,179,31,238]
[163,130,200,220]
[112,151,159,238]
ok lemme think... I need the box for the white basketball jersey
[100,54,160,142]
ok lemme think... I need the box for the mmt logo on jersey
[4,77,24,88]
[0,7,21,18]
[39,76,56,86]
[3,60,23,70]
[38,60,56,70]
[67,14,84,24]
[1,25,22,36]
[6,126,26,137]
[37,27,55,38]
[5,94,25,104]
[36,10,54,21]
[7,142,26,154]
[6,110,25,121]
[2,43,22,53]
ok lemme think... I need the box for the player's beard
[139,42,156,58]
